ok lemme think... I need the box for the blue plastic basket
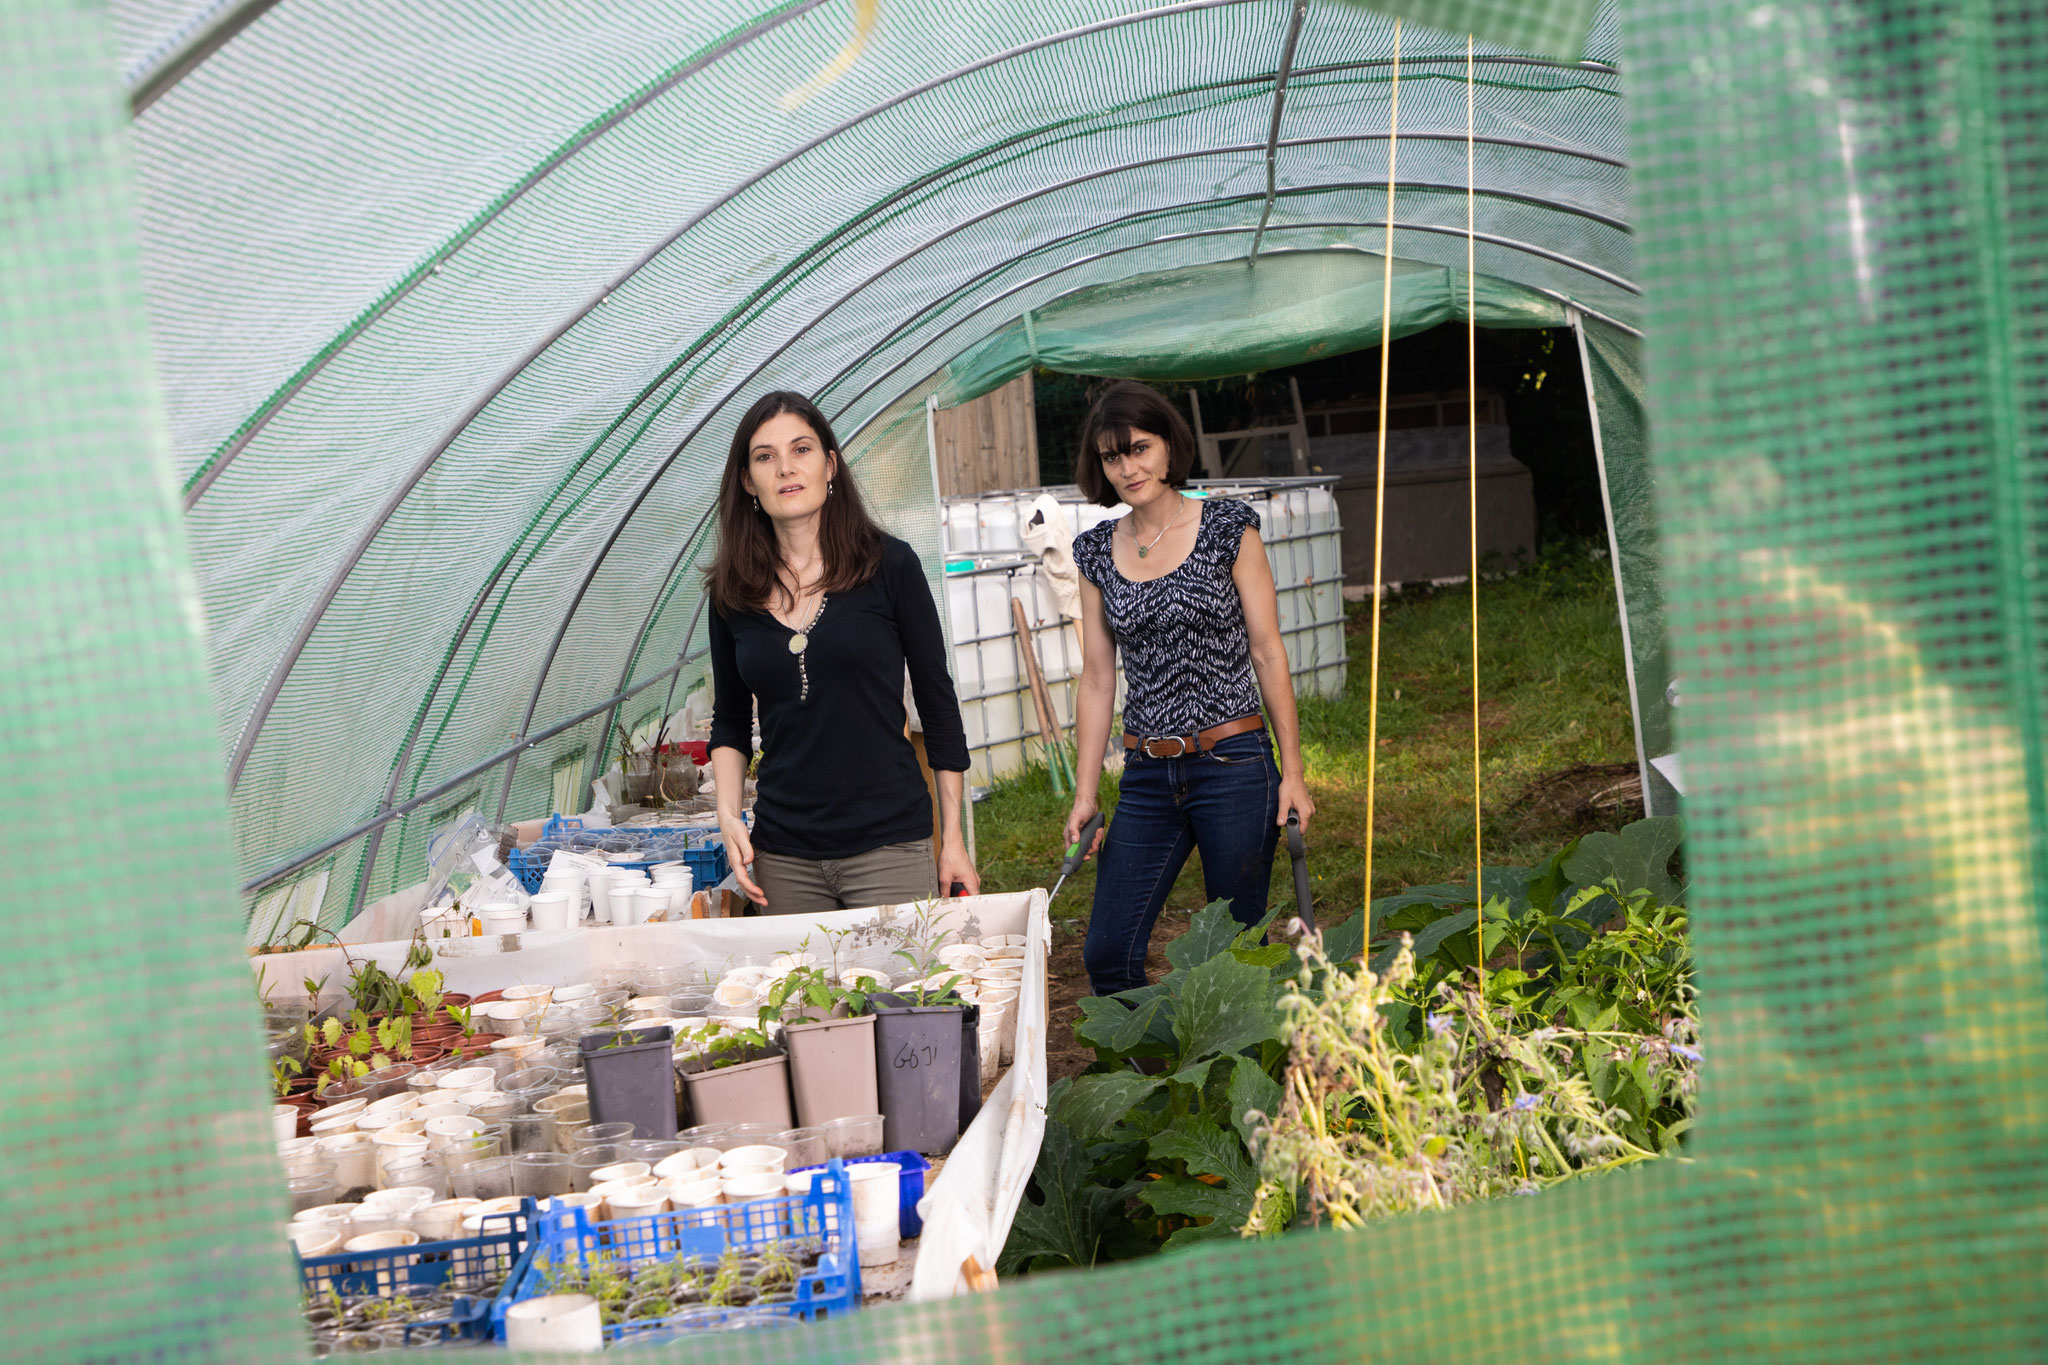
[507,818,731,895]
[492,1161,861,1343]
[790,1151,932,1238]
[297,1200,536,1346]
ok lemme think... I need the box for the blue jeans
[1082,729,1282,997]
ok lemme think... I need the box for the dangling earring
[827,479,835,498]
[752,495,761,512]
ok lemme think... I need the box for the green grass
[972,539,1639,925]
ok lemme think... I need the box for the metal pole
[1249,0,1311,262]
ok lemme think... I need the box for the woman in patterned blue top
[1065,381,1315,996]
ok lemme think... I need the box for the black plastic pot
[579,1025,677,1140]
[870,994,965,1155]
[958,1003,982,1132]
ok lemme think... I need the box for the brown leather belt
[1123,714,1264,759]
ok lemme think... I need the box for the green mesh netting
[7,0,2047,1358]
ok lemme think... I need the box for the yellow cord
[780,0,880,110]
[1467,34,1485,993]
[1362,18,1401,958]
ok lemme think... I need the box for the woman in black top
[706,391,978,913]
[1063,382,1314,994]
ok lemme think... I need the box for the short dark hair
[1075,380,1197,507]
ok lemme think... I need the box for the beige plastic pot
[783,1013,879,1129]
[679,1052,793,1129]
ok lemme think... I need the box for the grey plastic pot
[784,1013,878,1128]
[958,1003,982,1132]
[579,1025,678,1141]
[870,994,965,1155]
[679,1050,793,1129]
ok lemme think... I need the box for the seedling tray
[492,1160,861,1343]
[507,819,730,895]
[297,1200,536,1345]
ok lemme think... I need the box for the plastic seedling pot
[578,1026,677,1141]
[957,1004,982,1132]
[870,994,965,1155]
[783,1013,878,1128]
[679,1051,793,1129]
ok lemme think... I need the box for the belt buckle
[1143,735,1191,759]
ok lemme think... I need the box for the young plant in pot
[765,968,881,1128]
[676,1021,793,1129]
[869,968,971,1156]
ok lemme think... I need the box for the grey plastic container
[871,994,965,1155]
[577,1025,677,1141]
[785,1013,879,1128]
[958,1003,982,1132]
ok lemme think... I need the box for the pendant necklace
[787,593,827,703]
[1133,495,1188,559]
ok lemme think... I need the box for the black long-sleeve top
[709,536,970,860]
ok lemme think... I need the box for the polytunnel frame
[242,192,1633,897]
[259,208,1631,905]
[209,12,1627,904]
[215,0,1621,810]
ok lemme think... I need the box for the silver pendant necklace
[787,594,827,703]
[1132,495,1188,559]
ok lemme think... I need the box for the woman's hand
[719,812,768,906]
[1064,794,1106,858]
[937,839,981,897]
[1277,774,1316,834]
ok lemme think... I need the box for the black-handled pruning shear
[1286,812,1316,933]
[1050,812,1106,902]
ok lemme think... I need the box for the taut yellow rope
[1468,34,1485,988]
[1361,17,1402,956]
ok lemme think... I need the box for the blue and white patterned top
[1073,497,1264,737]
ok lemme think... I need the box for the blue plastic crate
[507,819,731,896]
[492,1161,861,1343]
[297,1200,536,1346]
[790,1151,931,1239]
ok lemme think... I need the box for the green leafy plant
[679,1021,778,1070]
[1002,815,1696,1275]
[270,1055,303,1097]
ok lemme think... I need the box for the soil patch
[1044,908,1191,1087]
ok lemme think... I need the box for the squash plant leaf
[1075,990,1173,1056]
[1056,1072,1163,1141]
[1169,952,1282,1081]
[1165,899,1246,971]
[1139,1114,1263,1247]
[1563,815,1684,903]
[999,1117,1137,1273]
[1224,1054,1284,1149]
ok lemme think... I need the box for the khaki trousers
[751,838,938,916]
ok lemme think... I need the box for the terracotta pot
[408,1046,449,1067]
[469,990,507,1006]
[445,1034,505,1061]
[439,993,473,1010]
[413,1024,462,1045]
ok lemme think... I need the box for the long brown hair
[707,390,885,615]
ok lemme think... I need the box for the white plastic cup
[316,1132,377,1193]
[848,1162,903,1266]
[717,1144,788,1174]
[606,1186,670,1220]
[504,1293,603,1353]
[720,1171,787,1203]
[272,1105,303,1143]
[667,1176,723,1208]
[438,1066,495,1093]
[528,891,574,934]
[633,886,669,926]
[413,1197,479,1242]
[288,1222,343,1258]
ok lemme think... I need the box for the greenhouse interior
[4,0,2044,1359]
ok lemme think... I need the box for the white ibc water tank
[980,500,1022,553]
[945,502,980,556]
